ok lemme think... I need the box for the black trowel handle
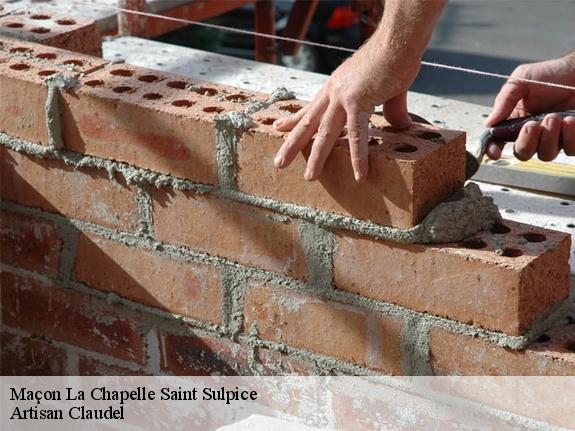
[488,110,575,142]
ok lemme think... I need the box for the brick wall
[1,22,574,377]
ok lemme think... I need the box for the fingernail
[304,170,314,181]
[273,119,283,128]
[354,171,364,182]
[274,154,284,168]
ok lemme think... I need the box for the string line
[63,0,575,92]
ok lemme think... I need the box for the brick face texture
[0,209,62,275]
[243,281,403,375]
[152,188,306,278]
[239,105,467,228]
[75,232,223,324]
[1,148,141,230]
[334,221,571,335]
[1,331,67,375]
[1,271,147,364]
[0,11,102,56]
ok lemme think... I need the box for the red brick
[429,323,575,375]
[334,220,571,336]
[152,188,306,278]
[0,37,108,145]
[238,104,466,228]
[159,330,251,375]
[1,148,140,231]
[78,356,145,376]
[0,11,102,56]
[75,232,222,324]
[61,64,260,185]
[1,271,147,364]
[1,331,67,375]
[243,281,403,374]
[0,209,62,275]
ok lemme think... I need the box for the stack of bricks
[1,10,574,377]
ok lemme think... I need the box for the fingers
[273,96,328,169]
[304,103,347,181]
[562,116,575,156]
[513,121,541,161]
[273,104,308,132]
[347,108,371,182]
[485,81,528,127]
[486,141,505,160]
[383,92,412,128]
[538,114,561,161]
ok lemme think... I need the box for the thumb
[383,92,412,128]
[485,81,527,127]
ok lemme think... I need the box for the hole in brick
[461,238,487,249]
[394,143,418,153]
[30,14,51,20]
[194,86,218,96]
[567,316,575,325]
[143,93,162,100]
[567,223,575,229]
[167,81,187,89]
[368,138,380,146]
[10,47,33,54]
[36,53,57,60]
[416,131,443,140]
[491,223,511,234]
[379,126,404,133]
[56,19,76,26]
[259,117,276,125]
[138,74,160,82]
[31,27,51,34]
[203,106,224,113]
[560,201,570,206]
[112,86,133,93]
[279,104,302,113]
[565,341,575,353]
[501,248,523,258]
[522,232,546,243]
[537,334,550,343]
[172,100,195,108]
[9,63,30,71]
[85,79,104,87]
[110,69,133,77]
[5,23,24,28]
[63,59,84,67]
[38,70,56,77]
[226,94,247,102]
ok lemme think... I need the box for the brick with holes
[334,220,571,336]
[238,103,467,228]
[0,37,108,145]
[61,63,261,185]
[0,10,102,56]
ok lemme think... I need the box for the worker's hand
[272,41,420,182]
[485,53,575,161]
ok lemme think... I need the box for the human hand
[272,42,419,182]
[485,53,575,161]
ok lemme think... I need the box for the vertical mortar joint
[400,316,432,376]
[298,220,336,293]
[45,74,77,150]
[214,112,254,190]
[220,266,247,340]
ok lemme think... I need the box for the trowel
[472,110,575,196]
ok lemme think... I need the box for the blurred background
[155,0,575,107]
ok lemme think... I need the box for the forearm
[365,0,446,67]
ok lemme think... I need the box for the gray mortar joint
[45,74,77,150]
